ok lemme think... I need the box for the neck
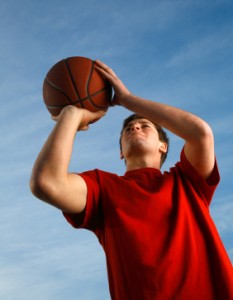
[125,156,161,172]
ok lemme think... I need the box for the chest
[100,174,177,230]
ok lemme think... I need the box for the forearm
[31,106,81,183]
[121,94,211,142]
[122,94,215,178]
[30,106,105,202]
[95,60,210,142]
[95,60,214,178]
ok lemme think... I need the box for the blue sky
[0,0,233,299]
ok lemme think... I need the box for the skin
[120,119,167,171]
[30,60,215,214]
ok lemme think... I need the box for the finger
[94,65,108,78]
[95,66,116,86]
[51,115,58,121]
[95,60,116,77]
[89,110,106,123]
[77,125,89,132]
[80,125,89,131]
[97,110,107,116]
[110,95,120,106]
[95,59,109,70]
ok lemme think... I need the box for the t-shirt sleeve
[62,170,101,234]
[178,147,220,206]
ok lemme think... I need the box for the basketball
[43,56,112,116]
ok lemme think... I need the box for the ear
[120,151,124,160]
[159,142,168,154]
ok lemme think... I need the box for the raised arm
[95,60,215,179]
[30,105,105,213]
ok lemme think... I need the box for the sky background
[0,0,233,299]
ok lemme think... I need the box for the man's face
[120,118,163,159]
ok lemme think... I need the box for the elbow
[30,175,41,199]
[198,121,214,144]
[30,173,44,199]
[30,172,53,200]
[185,118,214,149]
[189,118,214,144]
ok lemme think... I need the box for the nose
[131,123,141,131]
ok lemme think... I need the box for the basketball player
[30,60,233,299]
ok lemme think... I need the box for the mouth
[127,132,144,139]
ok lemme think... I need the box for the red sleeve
[178,147,220,206]
[62,170,102,234]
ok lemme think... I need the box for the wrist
[61,105,80,116]
[57,105,83,130]
[118,91,133,106]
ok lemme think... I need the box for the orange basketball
[43,56,112,116]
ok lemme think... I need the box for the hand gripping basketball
[94,60,131,106]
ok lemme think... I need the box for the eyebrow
[125,120,153,128]
[123,121,154,133]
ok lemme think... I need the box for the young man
[30,60,233,299]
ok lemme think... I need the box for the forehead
[125,118,154,127]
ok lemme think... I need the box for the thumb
[110,94,120,107]
[88,110,107,124]
[78,110,105,131]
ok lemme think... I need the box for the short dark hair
[120,114,169,166]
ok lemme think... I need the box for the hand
[51,105,106,131]
[94,60,131,106]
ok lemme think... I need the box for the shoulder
[79,169,121,186]
[178,148,220,186]
[168,148,220,206]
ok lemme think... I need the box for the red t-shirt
[63,149,233,300]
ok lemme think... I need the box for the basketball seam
[64,59,83,107]
[88,84,112,108]
[44,79,72,103]
[45,86,110,108]
[86,61,111,109]
[86,61,94,102]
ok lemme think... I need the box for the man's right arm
[30,105,105,213]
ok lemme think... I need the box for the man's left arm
[95,60,215,179]
[123,95,215,179]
